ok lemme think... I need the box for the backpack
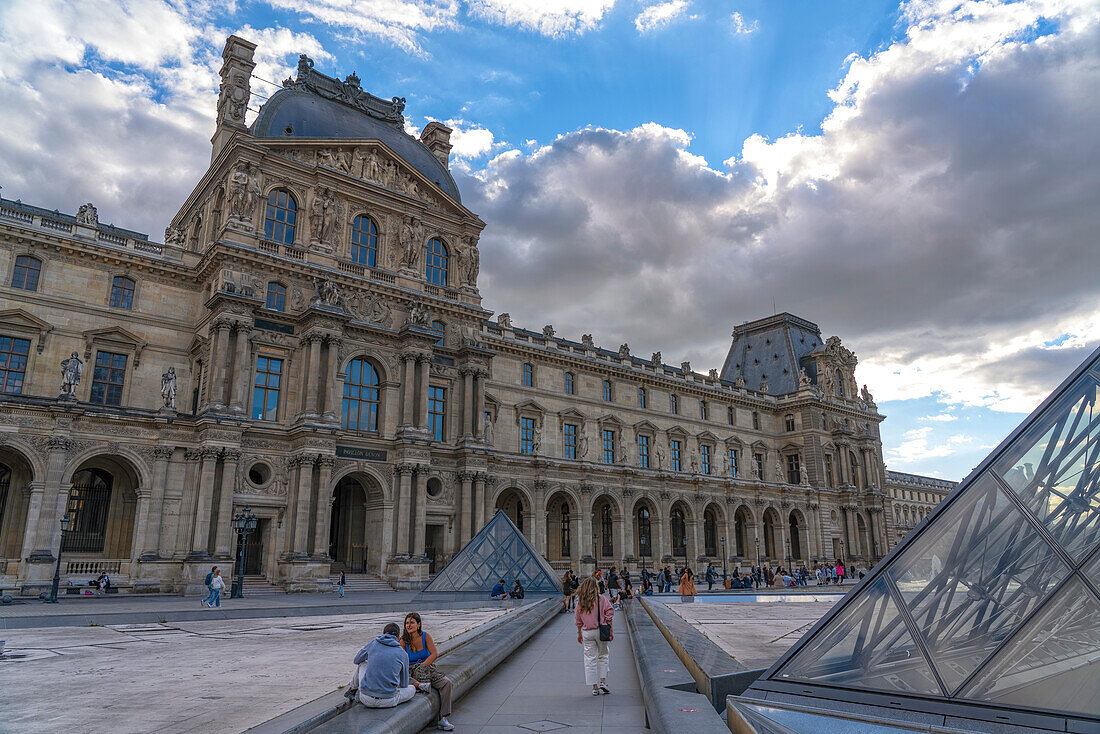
[205,572,214,587]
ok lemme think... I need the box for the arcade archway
[329,473,385,574]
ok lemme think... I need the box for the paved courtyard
[0,606,516,734]
[668,598,841,669]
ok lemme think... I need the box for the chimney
[210,35,257,163]
[420,121,453,168]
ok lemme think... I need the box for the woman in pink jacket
[574,576,614,695]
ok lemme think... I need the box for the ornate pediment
[0,309,53,352]
[283,55,405,127]
[83,326,148,365]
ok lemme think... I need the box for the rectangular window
[563,423,577,460]
[638,387,646,408]
[0,336,30,394]
[520,416,535,455]
[602,429,615,464]
[728,448,738,478]
[752,411,760,430]
[428,386,446,441]
[727,406,735,425]
[701,444,711,475]
[564,371,575,395]
[670,439,682,472]
[787,454,801,484]
[522,363,534,387]
[251,356,282,420]
[754,452,765,479]
[109,277,135,309]
[638,435,650,468]
[602,380,612,401]
[670,394,678,414]
[90,351,128,406]
[700,400,707,420]
[785,414,796,432]
[12,256,41,291]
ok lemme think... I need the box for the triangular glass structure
[756,346,1100,727]
[421,510,562,593]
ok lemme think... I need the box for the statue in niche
[800,462,810,486]
[655,443,666,470]
[365,149,384,182]
[579,434,589,459]
[617,441,628,464]
[407,299,430,326]
[76,203,98,226]
[776,457,786,484]
[483,414,494,445]
[60,352,83,398]
[542,325,555,339]
[161,366,177,410]
[722,452,730,477]
[690,449,701,474]
[464,237,480,285]
[383,159,398,189]
[399,217,423,270]
[227,161,261,224]
[532,424,543,455]
[497,313,512,329]
[651,352,662,366]
[312,278,341,307]
[750,459,761,481]
[581,334,594,349]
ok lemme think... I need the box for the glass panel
[887,473,1072,693]
[958,576,1100,716]
[1084,547,1100,587]
[776,576,942,695]
[992,375,1100,562]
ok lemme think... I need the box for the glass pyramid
[761,346,1100,724]
[421,510,562,593]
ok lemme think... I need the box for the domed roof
[250,64,461,202]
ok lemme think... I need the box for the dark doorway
[235,518,265,575]
[425,524,444,574]
[330,478,368,573]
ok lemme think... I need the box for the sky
[1,0,1098,481]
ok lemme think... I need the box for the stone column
[205,319,228,406]
[305,336,323,416]
[138,446,173,559]
[839,445,852,485]
[230,324,252,412]
[415,353,431,429]
[474,369,487,439]
[18,481,47,563]
[400,352,416,427]
[190,447,221,556]
[293,454,316,555]
[395,465,413,554]
[840,506,852,561]
[620,499,635,562]
[462,368,474,437]
[322,336,341,420]
[213,449,241,557]
[579,488,593,559]
[688,519,701,564]
[532,481,548,557]
[458,472,473,545]
[474,473,487,532]
[412,468,427,556]
[313,456,335,556]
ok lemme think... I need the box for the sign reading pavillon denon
[335,446,388,462]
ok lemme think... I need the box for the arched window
[670,394,678,414]
[109,276,135,309]
[564,371,575,395]
[560,503,571,556]
[638,386,646,408]
[425,237,448,286]
[264,189,297,244]
[341,358,381,431]
[431,320,445,346]
[638,506,651,557]
[835,369,844,397]
[600,504,613,557]
[12,255,41,291]
[350,215,378,267]
[752,411,760,430]
[63,468,113,553]
[522,363,534,387]
[789,512,802,559]
[704,508,717,557]
[266,282,286,312]
[784,414,795,432]
[671,507,686,556]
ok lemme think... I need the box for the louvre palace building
[0,36,935,594]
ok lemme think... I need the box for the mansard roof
[719,312,824,396]
[250,57,461,203]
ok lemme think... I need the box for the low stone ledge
[248,597,562,734]
[622,600,729,734]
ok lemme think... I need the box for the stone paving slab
[668,598,840,671]
[0,606,521,734]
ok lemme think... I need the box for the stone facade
[0,36,901,594]
[884,470,955,543]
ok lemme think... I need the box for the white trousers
[349,663,417,708]
[581,628,610,685]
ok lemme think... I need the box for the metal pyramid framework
[421,510,562,593]
[744,346,1100,731]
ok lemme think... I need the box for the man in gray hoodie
[346,622,429,707]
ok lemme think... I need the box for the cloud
[730,11,757,35]
[445,119,497,160]
[921,413,958,422]
[635,1,690,33]
[262,0,459,55]
[467,0,617,36]
[458,0,1100,417]
[886,427,973,464]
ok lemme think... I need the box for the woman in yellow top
[678,566,696,596]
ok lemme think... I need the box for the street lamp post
[231,505,258,599]
[45,515,72,604]
[838,539,845,584]
[785,537,792,572]
[592,532,598,574]
[720,536,727,584]
[754,536,761,588]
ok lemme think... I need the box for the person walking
[705,564,716,591]
[678,566,696,596]
[400,612,456,731]
[201,566,218,607]
[574,577,613,696]
[205,569,226,608]
[337,570,347,598]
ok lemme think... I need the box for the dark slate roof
[0,197,148,240]
[719,313,824,395]
[251,88,461,203]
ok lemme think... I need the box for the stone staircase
[332,573,394,592]
[240,575,286,595]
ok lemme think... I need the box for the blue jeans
[338,584,345,597]
[208,588,221,607]
[202,587,215,606]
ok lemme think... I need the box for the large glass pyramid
[421,510,562,593]
[754,346,1100,727]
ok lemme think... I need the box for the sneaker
[598,683,611,695]
[437,718,454,731]
[591,689,601,696]
[417,682,432,694]
[344,688,358,702]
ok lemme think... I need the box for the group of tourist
[344,612,457,731]
[489,578,526,600]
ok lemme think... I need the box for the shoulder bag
[598,595,612,642]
